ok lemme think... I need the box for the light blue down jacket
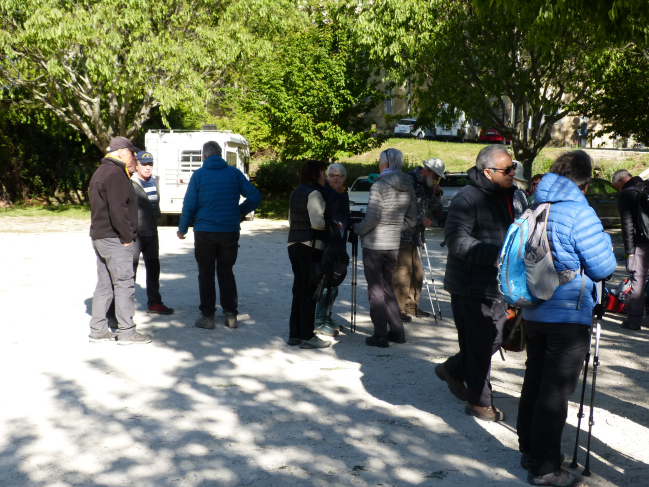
[522,173,617,325]
[178,155,261,234]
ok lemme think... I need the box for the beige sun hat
[423,158,446,178]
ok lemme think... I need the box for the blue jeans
[315,287,339,324]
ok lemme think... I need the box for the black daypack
[311,221,350,301]
[634,181,649,237]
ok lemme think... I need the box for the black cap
[107,137,141,153]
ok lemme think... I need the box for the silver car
[433,173,471,226]
[348,176,372,222]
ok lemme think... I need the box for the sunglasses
[487,161,518,174]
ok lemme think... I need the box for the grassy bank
[1,203,91,219]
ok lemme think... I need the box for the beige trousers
[392,241,424,314]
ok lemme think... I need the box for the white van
[431,112,480,142]
[144,128,253,223]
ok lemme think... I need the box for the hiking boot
[286,337,302,346]
[315,322,339,337]
[400,313,412,322]
[299,336,332,349]
[414,308,431,318]
[117,332,152,345]
[521,452,566,471]
[224,312,237,329]
[435,363,468,401]
[527,468,584,486]
[195,314,215,330]
[387,331,407,343]
[620,320,641,330]
[89,331,117,343]
[464,402,505,422]
[366,335,389,348]
[147,302,174,314]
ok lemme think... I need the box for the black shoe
[400,313,412,322]
[89,331,117,343]
[224,312,237,329]
[287,337,302,346]
[117,332,152,345]
[387,331,406,344]
[521,452,566,470]
[414,308,431,318]
[621,320,641,330]
[366,335,389,348]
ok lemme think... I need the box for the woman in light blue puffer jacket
[517,151,617,486]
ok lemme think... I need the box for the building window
[384,89,393,115]
[226,152,237,167]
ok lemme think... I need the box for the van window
[180,150,202,173]
[226,152,237,167]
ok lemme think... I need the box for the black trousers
[132,235,162,305]
[288,243,322,341]
[517,321,591,476]
[444,294,506,407]
[363,248,404,337]
[194,231,240,317]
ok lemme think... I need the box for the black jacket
[443,166,515,300]
[131,175,161,238]
[323,180,350,240]
[288,183,326,243]
[618,176,649,255]
[89,157,138,244]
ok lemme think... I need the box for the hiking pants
[132,234,162,306]
[288,243,322,341]
[517,321,591,476]
[444,294,506,407]
[626,241,649,327]
[363,248,404,337]
[392,241,424,314]
[194,231,240,317]
[89,237,136,338]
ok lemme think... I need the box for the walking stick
[350,237,358,333]
[417,246,437,323]
[422,242,442,319]
[583,322,602,477]
[569,325,594,469]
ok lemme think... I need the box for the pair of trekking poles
[570,281,604,477]
[348,237,442,333]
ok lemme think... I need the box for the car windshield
[398,119,416,125]
[441,175,471,187]
[350,179,372,192]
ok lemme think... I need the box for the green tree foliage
[579,47,649,145]
[229,6,386,161]
[0,0,304,152]
[356,0,592,177]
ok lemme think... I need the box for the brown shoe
[414,308,431,318]
[464,402,505,422]
[435,363,468,401]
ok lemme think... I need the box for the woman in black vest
[287,160,332,349]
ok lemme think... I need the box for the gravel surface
[1,218,647,487]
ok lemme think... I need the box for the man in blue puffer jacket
[517,151,616,487]
[177,141,261,330]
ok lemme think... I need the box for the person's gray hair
[612,169,632,185]
[476,145,511,172]
[327,163,347,179]
[385,148,404,172]
[203,141,222,159]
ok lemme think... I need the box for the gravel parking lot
[1,218,648,486]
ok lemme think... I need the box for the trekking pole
[423,242,442,319]
[583,323,602,477]
[569,325,594,469]
[350,238,358,333]
[417,246,437,323]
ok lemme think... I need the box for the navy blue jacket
[522,173,617,325]
[178,155,261,234]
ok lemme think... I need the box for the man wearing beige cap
[88,136,152,345]
[393,158,444,320]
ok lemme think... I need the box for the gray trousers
[627,241,649,326]
[89,237,136,338]
[363,248,404,337]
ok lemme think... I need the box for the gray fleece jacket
[354,171,417,250]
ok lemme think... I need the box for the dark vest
[288,183,326,243]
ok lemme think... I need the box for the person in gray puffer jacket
[354,148,417,347]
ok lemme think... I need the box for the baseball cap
[106,136,141,153]
[136,151,154,164]
[423,158,446,179]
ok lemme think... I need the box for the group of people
[89,136,635,487]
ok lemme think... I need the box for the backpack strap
[577,267,586,310]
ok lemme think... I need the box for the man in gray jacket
[354,148,417,347]
[131,151,173,315]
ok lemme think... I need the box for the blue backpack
[498,203,584,308]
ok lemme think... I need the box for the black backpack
[311,221,350,300]
[635,182,649,237]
